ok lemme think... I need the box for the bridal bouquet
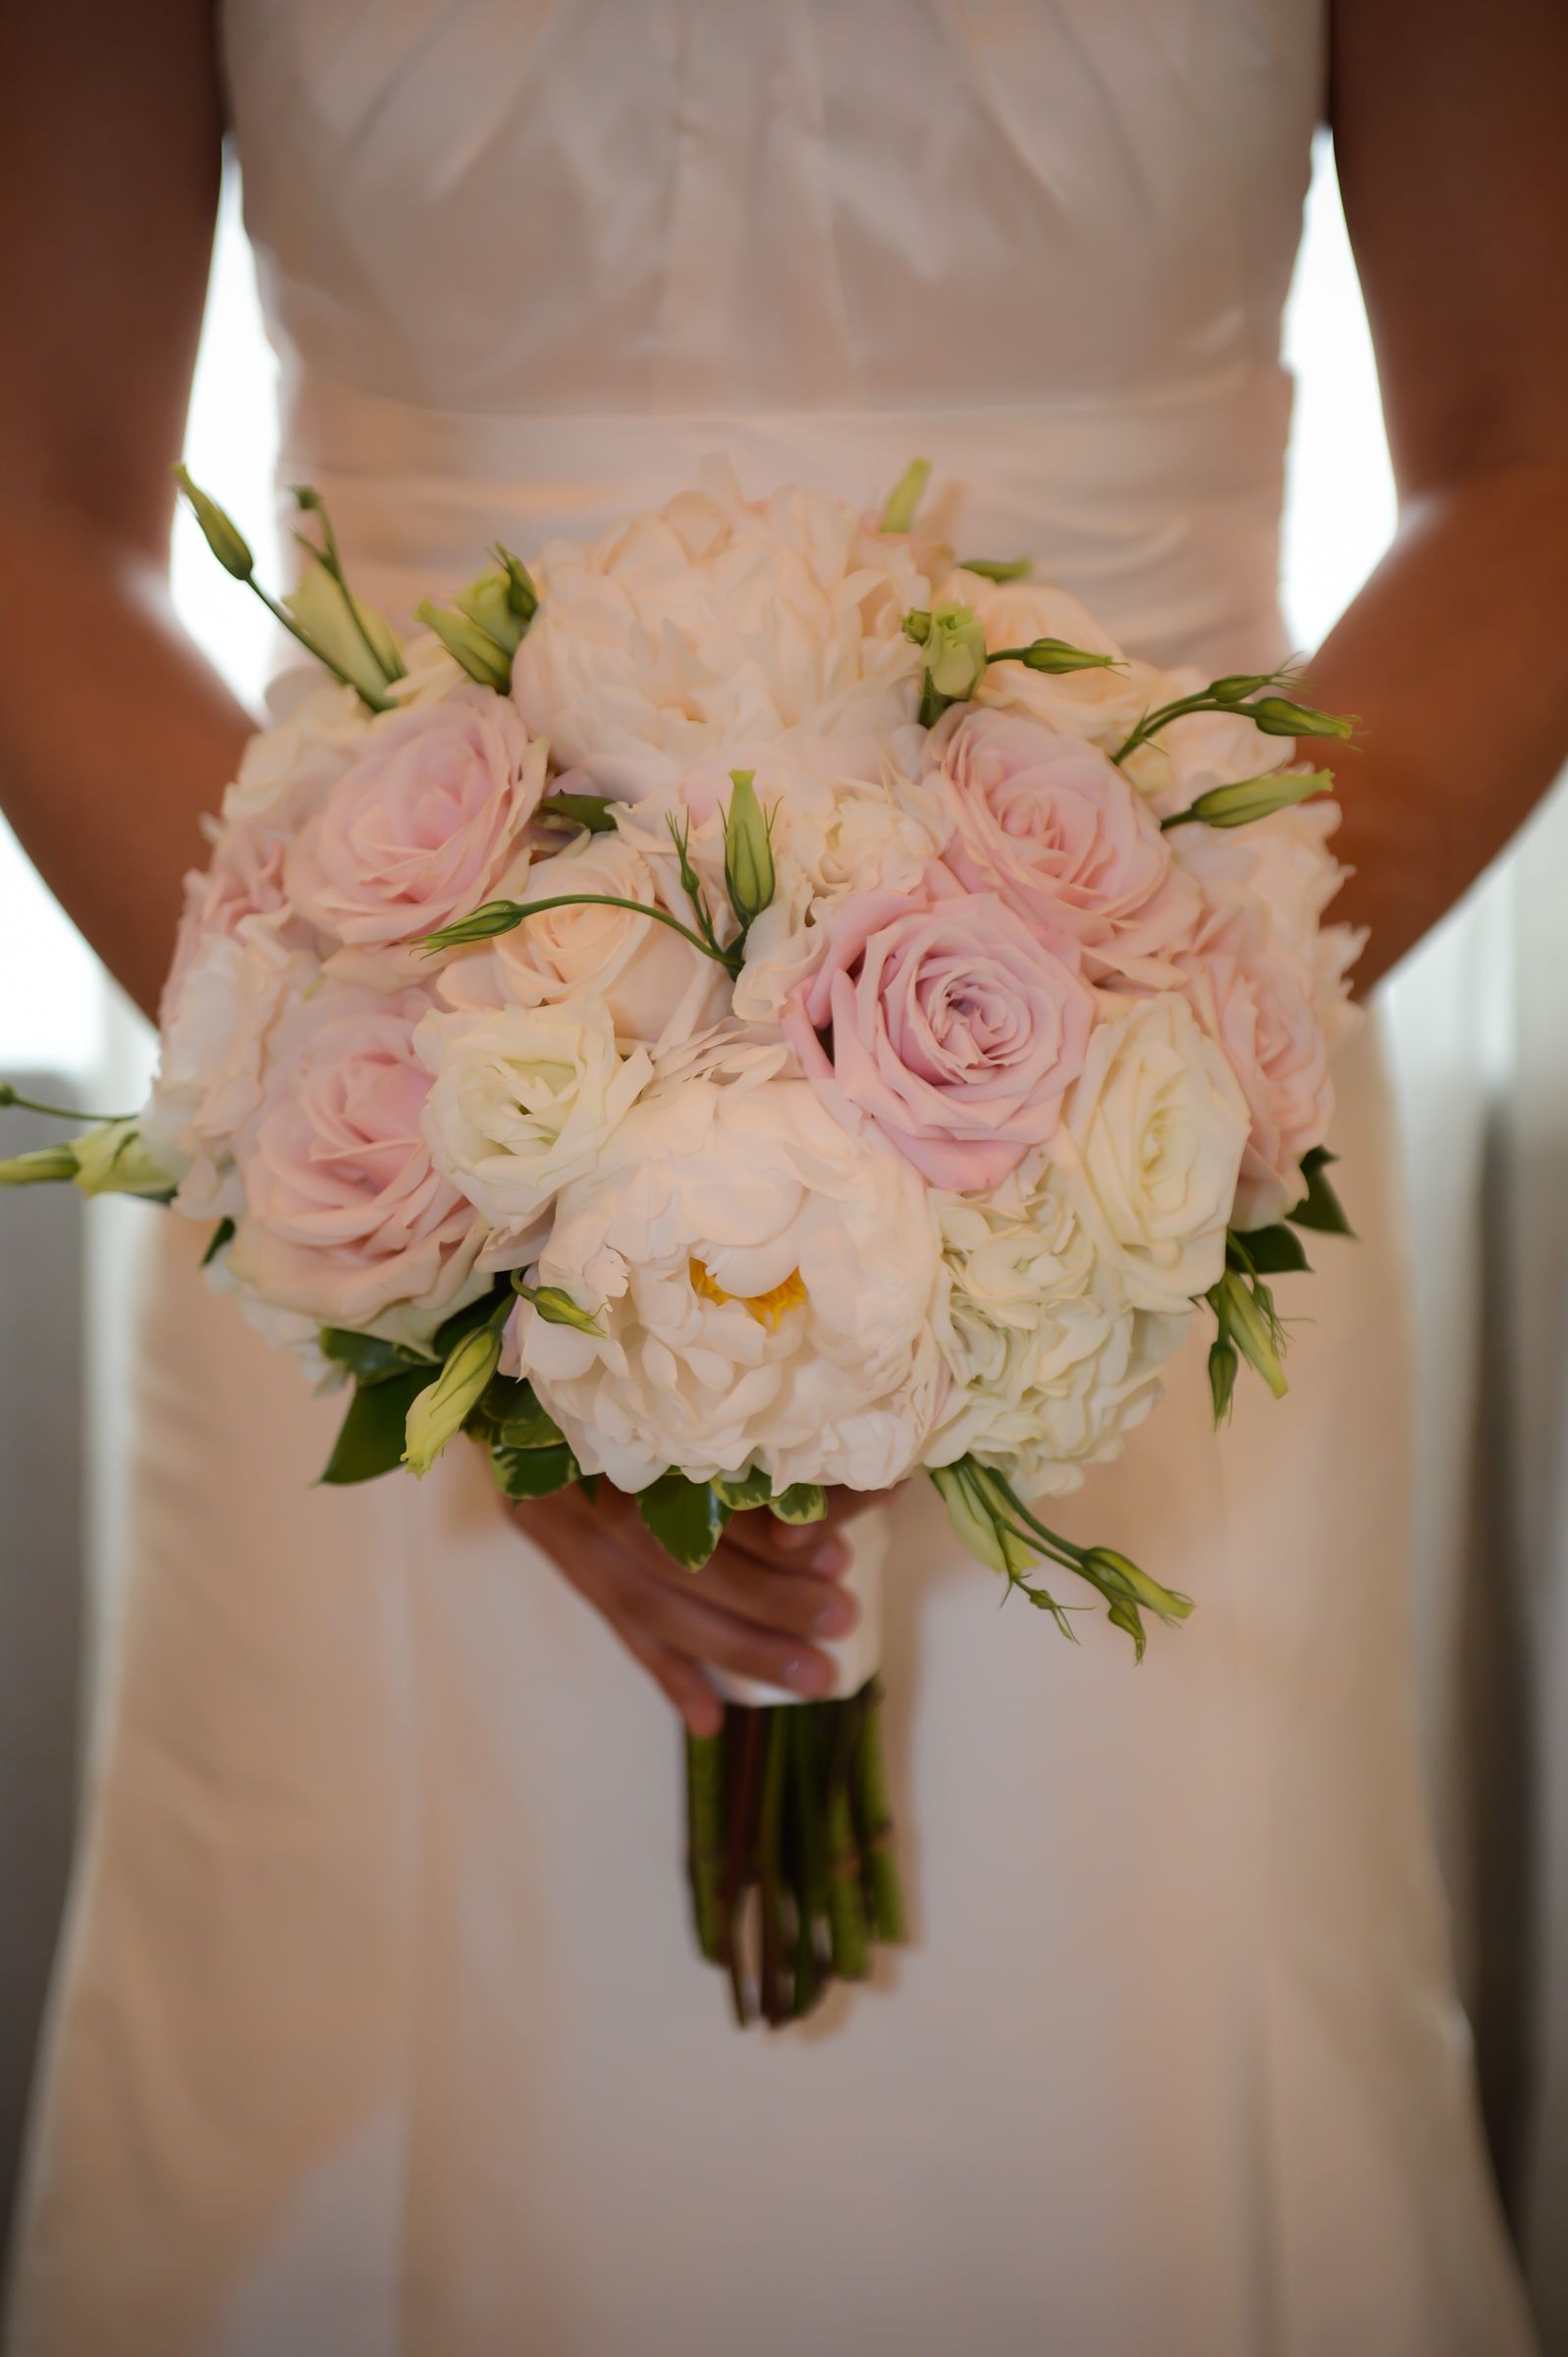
[3,459,1359,2024]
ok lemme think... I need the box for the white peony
[510,466,929,801]
[416,1000,652,1267]
[1050,995,1250,1314]
[511,1076,948,1493]
[930,1165,1188,1494]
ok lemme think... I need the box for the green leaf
[1106,1594,1148,1663]
[319,1368,436,1485]
[770,1484,828,1525]
[711,1466,775,1511]
[538,791,618,835]
[637,1471,730,1571]
[319,1327,434,1387]
[492,1382,566,1451]
[1288,1145,1355,1237]
[1227,1223,1311,1277]
[512,1282,604,1336]
[199,1216,237,1269]
[489,1440,578,1500]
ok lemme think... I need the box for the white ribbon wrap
[710,1503,889,1709]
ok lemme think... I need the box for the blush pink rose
[929,707,1201,986]
[1182,909,1334,1230]
[158,823,298,1030]
[781,863,1096,1191]
[231,985,484,1338]
[284,691,542,948]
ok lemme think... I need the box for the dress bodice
[220,0,1325,662]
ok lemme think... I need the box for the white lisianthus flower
[416,1000,653,1267]
[1050,995,1250,1314]
[510,1076,948,1493]
[957,573,1167,748]
[510,466,930,801]
[438,827,729,1051]
[930,1167,1188,1495]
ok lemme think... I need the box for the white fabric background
[0,133,1563,2339]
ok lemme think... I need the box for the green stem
[1110,689,1218,766]
[757,1710,791,2027]
[684,1729,727,1964]
[441,894,740,973]
[854,1684,906,1946]
[787,1708,829,2017]
[826,1709,871,1982]
[0,1085,133,1124]
[246,577,394,713]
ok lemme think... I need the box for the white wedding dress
[7,5,1539,2354]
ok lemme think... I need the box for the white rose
[959,574,1167,749]
[510,466,929,801]
[1051,996,1250,1314]
[416,1000,652,1266]
[437,827,729,1052]
[929,1168,1188,1495]
[511,1075,948,1493]
[143,923,316,1217]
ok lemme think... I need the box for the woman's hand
[508,1485,883,1737]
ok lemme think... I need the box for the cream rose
[1182,909,1335,1232]
[1050,995,1250,1313]
[415,999,652,1265]
[510,1075,948,1493]
[958,574,1166,748]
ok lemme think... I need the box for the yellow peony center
[688,1256,807,1331]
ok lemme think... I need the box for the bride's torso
[220,0,1325,661]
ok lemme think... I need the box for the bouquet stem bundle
[685,1680,905,2026]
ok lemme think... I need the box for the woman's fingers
[620,1567,839,1698]
[552,1509,725,1737]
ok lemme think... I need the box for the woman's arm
[1308,0,1568,988]
[0,4,251,1018]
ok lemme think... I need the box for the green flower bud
[1218,1268,1288,1398]
[1162,770,1333,832]
[722,769,776,928]
[1208,672,1277,704]
[513,1281,604,1337]
[901,608,934,646]
[929,1459,1037,1580]
[0,1144,80,1186]
[957,556,1033,582]
[287,559,403,700]
[1014,637,1121,677]
[493,545,539,627]
[1249,695,1355,741]
[1209,1337,1239,1427]
[423,900,526,951]
[403,1323,504,1476]
[1078,1545,1194,1625]
[415,598,513,689]
[172,466,254,578]
[455,565,528,658]
[879,456,932,536]
[70,1120,172,1199]
[921,602,990,702]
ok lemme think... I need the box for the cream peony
[510,468,929,801]
[415,999,652,1265]
[510,1076,948,1493]
[930,1167,1188,1494]
[1050,995,1250,1314]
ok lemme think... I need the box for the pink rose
[782,863,1096,1191]
[1182,910,1333,1230]
[929,707,1201,986]
[284,691,541,948]
[158,823,297,1030]
[231,986,484,1339]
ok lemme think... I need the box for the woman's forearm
[1303,460,1568,990]
[0,502,253,1019]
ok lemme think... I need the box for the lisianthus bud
[1217,1269,1287,1397]
[70,1121,172,1199]
[1208,672,1277,704]
[1013,637,1122,677]
[1163,770,1333,832]
[493,545,539,628]
[287,559,404,701]
[403,1323,503,1476]
[929,1460,1037,1580]
[921,602,989,702]
[424,899,526,951]
[722,769,775,928]
[1209,1337,1239,1427]
[0,1144,79,1186]
[172,466,253,578]
[1078,1546,1194,1625]
[513,1280,604,1336]
[901,609,934,646]
[415,598,513,689]
[1249,695,1355,741]
[880,456,932,536]
[455,566,529,659]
